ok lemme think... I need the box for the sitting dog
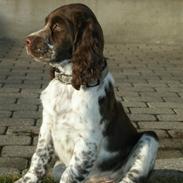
[16,3,159,183]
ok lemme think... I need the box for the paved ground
[0,38,183,176]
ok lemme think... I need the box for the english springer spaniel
[16,3,159,183]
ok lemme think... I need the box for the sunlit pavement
[0,38,183,176]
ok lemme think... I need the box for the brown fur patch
[98,82,139,171]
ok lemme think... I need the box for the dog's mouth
[25,43,55,63]
[25,36,56,63]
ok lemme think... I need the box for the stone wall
[0,0,183,44]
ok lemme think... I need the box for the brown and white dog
[16,3,159,183]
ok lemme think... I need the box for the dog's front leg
[60,139,98,183]
[15,112,54,183]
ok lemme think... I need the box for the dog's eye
[52,23,62,32]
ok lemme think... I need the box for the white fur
[39,62,159,182]
[15,61,158,183]
[41,62,114,167]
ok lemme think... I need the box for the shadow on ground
[148,169,183,183]
[50,164,183,183]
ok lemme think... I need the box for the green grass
[0,174,183,183]
[0,176,19,183]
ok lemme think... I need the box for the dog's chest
[41,80,104,165]
[51,112,90,165]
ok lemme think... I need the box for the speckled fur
[17,3,159,183]
[15,62,158,183]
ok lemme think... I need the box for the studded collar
[51,60,108,87]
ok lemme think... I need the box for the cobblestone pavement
[0,38,183,175]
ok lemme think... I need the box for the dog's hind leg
[119,132,159,183]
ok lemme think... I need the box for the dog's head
[25,3,106,89]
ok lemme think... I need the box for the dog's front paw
[14,173,38,183]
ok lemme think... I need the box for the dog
[16,3,159,183]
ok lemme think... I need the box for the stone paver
[156,158,183,171]
[7,126,39,136]
[0,157,28,170]
[0,135,31,145]
[2,146,35,158]
[0,167,19,176]
[0,127,6,135]
[0,118,35,126]
[0,38,183,175]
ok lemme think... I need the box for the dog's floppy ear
[71,18,105,90]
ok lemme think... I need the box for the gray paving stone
[0,93,20,97]
[6,72,26,76]
[138,122,183,130]
[148,102,183,108]
[155,87,183,93]
[155,158,183,171]
[140,91,179,98]
[0,69,11,74]
[160,139,183,149]
[17,98,41,105]
[147,79,180,85]
[4,83,42,89]
[36,119,42,127]
[3,79,22,84]
[21,88,41,94]
[0,111,11,118]
[0,118,35,126]
[2,146,35,158]
[1,42,183,173]
[0,135,31,145]
[124,96,164,102]
[163,96,183,103]
[116,90,139,97]
[168,130,183,138]
[128,114,156,121]
[130,107,174,114]
[13,111,41,118]
[23,80,45,85]
[0,157,28,170]
[0,104,37,111]
[173,108,183,115]
[0,76,6,80]
[130,86,155,92]
[122,101,147,108]
[33,136,38,145]
[0,88,20,93]
[0,167,19,176]
[0,91,39,97]
[157,149,183,159]
[119,78,148,84]
[7,126,39,135]
[7,76,25,80]
[157,114,183,121]
[0,127,6,134]
[116,83,132,88]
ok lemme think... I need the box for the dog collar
[55,67,108,87]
